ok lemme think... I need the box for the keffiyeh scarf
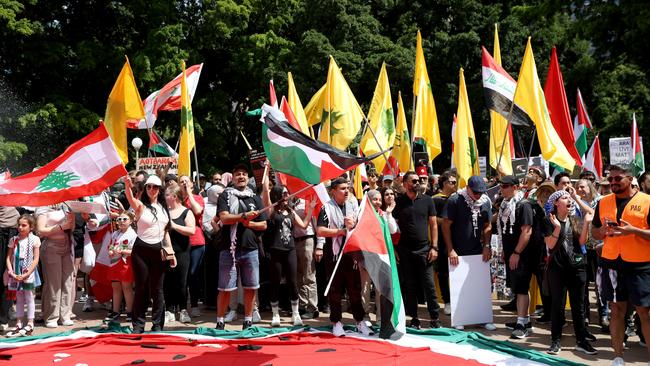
[224,186,255,268]
[498,190,524,235]
[460,188,491,237]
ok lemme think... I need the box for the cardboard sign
[609,137,643,167]
[137,157,177,175]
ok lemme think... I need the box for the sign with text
[609,137,643,167]
[511,156,548,180]
[137,157,177,175]
[478,156,487,177]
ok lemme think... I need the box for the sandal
[19,325,33,336]
[5,326,23,338]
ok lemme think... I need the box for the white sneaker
[190,307,201,318]
[292,313,303,326]
[611,357,625,366]
[179,309,191,323]
[252,309,261,323]
[454,325,465,330]
[484,323,497,331]
[164,311,176,324]
[224,310,238,323]
[271,314,281,327]
[0,323,8,331]
[61,319,74,326]
[444,303,452,315]
[332,321,345,337]
[45,321,58,328]
[357,321,374,336]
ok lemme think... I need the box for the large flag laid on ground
[573,88,592,162]
[454,68,481,188]
[129,64,203,130]
[178,60,195,177]
[313,57,365,150]
[544,47,582,166]
[0,124,127,206]
[360,63,395,173]
[384,92,413,174]
[148,130,178,157]
[583,135,603,178]
[513,39,575,172]
[632,113,645,175]
[261,105,382,185]
[343,195,406,340]
[104,57,145,163]
[412,31,441,161]
[287,72,311,136]
[484,25,516,175]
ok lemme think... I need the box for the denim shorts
[218,249,260,291]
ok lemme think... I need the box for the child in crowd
[5,214,41,337]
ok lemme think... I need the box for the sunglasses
[410,179,419,184]
[115,217,129,222]
[607,176,626,183]
[146,184,160,190]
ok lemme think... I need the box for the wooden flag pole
[364,116,397,178]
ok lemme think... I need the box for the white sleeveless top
[137,203,169,244]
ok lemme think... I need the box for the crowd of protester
[1,162,650,365]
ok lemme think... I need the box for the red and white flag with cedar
[0,123,127,207]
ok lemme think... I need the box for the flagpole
[410,96,417,171]
[494,99,517,176]
[193,145,200,182]
[523,130,538,175]
[363,117,398,178]
[324,239,349,297]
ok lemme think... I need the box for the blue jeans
[218,249,259,291]
[189,245,205,307]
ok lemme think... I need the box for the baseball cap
[467,175,487,193]
[232,163,250,174]
[383,175,394,182]
[498,175,519,186]
[416,166,428,177]
[528,166,546,180]
[145,175,163,187]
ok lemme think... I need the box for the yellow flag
[287,72,311,136]
[412,31,441,161]
[360,62,395,173]
[304,84,326,127]
[354,162,366,201]
[315,56,365,150]
[513,39,575,172]
[391,91,413,172]
[454,68,480,188]
[178,60,195,177]
[488,24,514,175]
[104,56,145,164]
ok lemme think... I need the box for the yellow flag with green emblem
[391,91,413,173]
[412,31,441,161]
[104,56,145,164]
[454,68,480,188]
[360,62,395,173]
[178,60,195,177]
[304,84,326,127]
[287,72,311,136]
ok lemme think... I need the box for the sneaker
[484,323,497,331]
[575,340,598,355]
[444,303,451,315]
[215,321,225,330]
[271,314,281,327]
[409,318,421,330]
[610,357,624,366]
[585,331,597,342]
[511,323,531,339]
[320,304,330,314]
[454,325,465,330]
[506,321,533,330]
[164,311,176,324]
[126,314,132,322]
[356,321,374,336]
[332,321,345,337]
[292,314,303,326]
[242,320,253,330]
[0,323,8,331]
[83,298,94,312]
[500,299,517,311]
[536,314,551,324]
[547,340,561,355]
[430,319,442,329]
[224,310,238,323]
[60,319,74,326]
[45,321,58,328]
[78,292,89,303]
[302,311,319,319]
[252,309,261,323]
[190,307,201,318]
[179,309,191,324]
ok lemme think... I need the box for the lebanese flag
[481,47,533,127]
[0,123,127,207]
[128,63,203,129]
[343,195,406,339]
[573,88,592,161]
[88,223,114,303]
[632,113,645,175]
[583,135,603,179]
[261,105,383,185]
[543,47,582,166]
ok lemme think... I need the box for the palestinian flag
[148,130,178,157]
[573,88,592,161]
[0,123,126,207]
[583,135,603,179]
[481,47,533,127]
[632,113,645,175]
[343,195,405,340]
[261,105,384,185]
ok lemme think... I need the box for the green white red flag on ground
[343,194,405,340]
[632,113,645,175]
[582,134,603,179]
[573,88,592,162]
[0,123,126,207]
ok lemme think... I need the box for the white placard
[478,156,487,177]
[609,137,644,167]
[449,254,494,327]
[63,200,108,215]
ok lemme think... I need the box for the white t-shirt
[110,227,137,263]
[9,233,41,259]
[136,203,169,244]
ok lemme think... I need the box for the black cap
[498,175,519,186]
[467,175,487,193]
[232,163,250,174]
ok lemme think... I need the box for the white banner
[137,157,178,175]
[449,254,494,327]
[609,137,644,167]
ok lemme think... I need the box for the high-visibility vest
[600,192,650,262]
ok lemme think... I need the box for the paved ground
[13,294,648,365]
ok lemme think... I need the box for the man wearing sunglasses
[392,171,441,330]
[592,165,650,365]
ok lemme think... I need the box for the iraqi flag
[481,47,533,127]
[343,194,406,340]
[128,64,203,129]
[261,105,384,185]
[0,123,127,207]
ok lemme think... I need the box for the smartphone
[606,221,619,227]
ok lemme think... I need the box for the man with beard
[523,166,546,199]
[215,164,267,331]
[393,171,441,329]
[443,175,496,331]
[592,165,650,365]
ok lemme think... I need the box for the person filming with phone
[592,165,650,365]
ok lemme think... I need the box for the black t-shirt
[265,210,295,251]
[593,193,650,270]
[500,200,534,257]
[433,193,449,252]
[217,192,267,251]
[543,217,584,269]
[393,193,436,251]
[317,204,347,261]
[443,193,492,256]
